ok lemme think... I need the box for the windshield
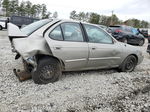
[21,19,52,36]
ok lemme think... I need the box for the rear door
[44,22,88,71]
[83,24,122,69]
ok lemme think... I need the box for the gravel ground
[0,30,150,112]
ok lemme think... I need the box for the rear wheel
[32,58,62,84]
[139,39,144,46]
[119,55,137,72]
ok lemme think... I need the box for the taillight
[115,29,122,33]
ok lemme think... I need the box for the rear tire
[32,58,62,84]
[119,55,137,72]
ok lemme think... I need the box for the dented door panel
[87,42,123,69]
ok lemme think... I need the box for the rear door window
[61,23,84,42]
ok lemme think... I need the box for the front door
[83,24,122,69]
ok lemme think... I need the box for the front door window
[83,24,113,44]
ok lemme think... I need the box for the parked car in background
[139,29,148,38]
[9,15,39,28]
[108,25,145,46]
[8,19,143,84]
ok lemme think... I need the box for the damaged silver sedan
[8,19,143,84]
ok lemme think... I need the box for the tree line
[0,1,149,28]
[70,10,149,28]
[1,0,58,19]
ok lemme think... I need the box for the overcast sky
[24,0,150,22]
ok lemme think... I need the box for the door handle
[91,47,96,50]
[54,46,61,50]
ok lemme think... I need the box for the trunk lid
[8,23,27,42]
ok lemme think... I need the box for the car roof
[50,19,102,28]
[57,19,80,23]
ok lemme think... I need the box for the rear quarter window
[49,26,63,40]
